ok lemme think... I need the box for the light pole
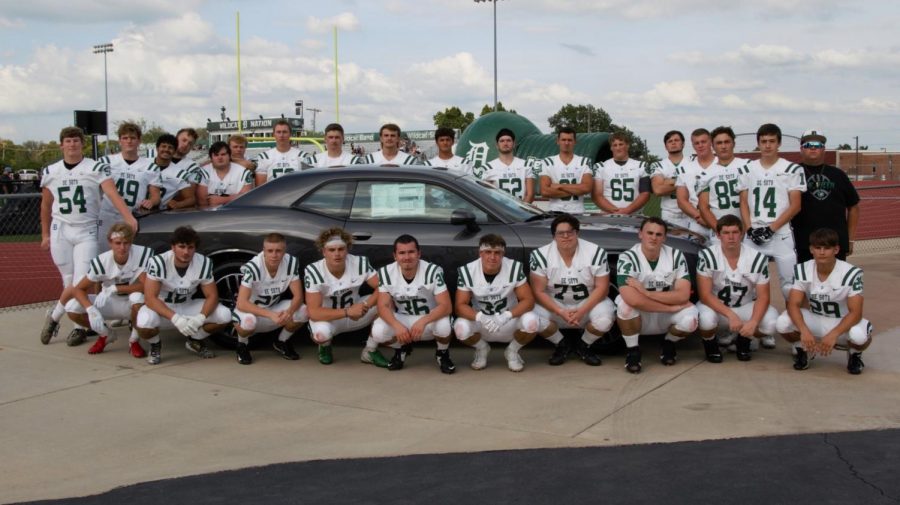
[474,0,501,112]
[93,42,113,153]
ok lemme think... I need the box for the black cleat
[625,347,642,374]
[660,339,677,366]
[66,328,89,347]
[847,352,864,375]
[735,336,753,362]
[40,309,60,344]
[236,343,253,365]
[793,348,810,370]
[548,339,570,366]
[435,349,456,374]
[575,339,602,366]
[388,344,411,371]
[273,339,300,360]
[702,338,723,363]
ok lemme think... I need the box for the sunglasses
[802,142,825,149]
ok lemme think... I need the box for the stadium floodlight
[92,43,113,151]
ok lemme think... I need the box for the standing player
[698,126,744,240]
[155,134,197,210]
[454,234,538,372]
[39,127,139,346]
[370,235,455,373]
[97,122,161,252]
[305,228,382,366]
[651,130,690,228]
[739,123,806,303]
[776,228,872,374]
[196,142,253,208]
[135,227,231,365]
[254,119,304,185]
[65,223,152,356]
[305,124,360,168]
[477,128,535,203]
[232,233,308,365]
[425,127,471,174]
[592,132,652,215]
[529,215,616,366]
[228,135,257,172]
[675,128,717,235]
[360,124,422,166]
[696,215,779,362]
[537,127,594,214]
[616,217,698,373]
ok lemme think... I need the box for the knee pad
[293,304,309,323]
[775,311,794,334]
[673,306,699,333]
[758,306,778,336]
[209,304,233,325]
[616,298,638,321]
[518,311,540,334]
[370,318,392,343]
[697,304,718,331]
[432,317,452,339]
[64,297,84,314]
[454,318,475,341]
[238,312,258,332]
[136,306,160,329]
[128,291,145,305]
[309,321,334,344]
[848,320,872,346]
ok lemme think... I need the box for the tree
[836,143,868,151]
[113,118,167,144]
[480,102,516,116]
[433,106,476,132]
[547,104,653,161]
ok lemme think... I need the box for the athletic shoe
[625,347,642,374]
[660,339,677,366]
[760,335,777,349]
[792,348,809,370]
[66,328,89,347]
[88,336,108,354]
[318,344,333,365]
[129,340,147,358]
[147,342,162,365]
[548,339,570,366]
[388,346,410,371]
[361,348,390,368]
[847,352,865,375]
[504,346,524,372]
[272,339,299,360]
[702,338,723,363]
[236,343,252,365]
[185,339,215,359]
[471,343,490,370]
[436,349,456,374]
[735,336,752,362]
[575,339,602,366]
[40,309,59,345]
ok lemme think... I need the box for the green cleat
[360,348,390,368]
[318,344,334,365]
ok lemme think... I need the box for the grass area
[0,234,40,243]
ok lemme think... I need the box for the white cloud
[306,12,360,33]
[705,77,765,91]
[0,17,24,28]
[729,44,804,66]
[1,0,205,23]
[606,80,702,109]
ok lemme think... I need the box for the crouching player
[232,233,308,365]
[65,223,152,356]
[304,228,380,366]
[136,226,231,364]
[776,228,872,374]
[616,217,698,373]
[530,214,616,366]
[696,215,778,362]
[371,234,455,373]
[454,234,538,372]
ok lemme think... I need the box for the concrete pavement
[1,250,899,503]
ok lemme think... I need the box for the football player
[195,141,253,208]
[254,119,305,185]
[305,124,360,168]
[537,127,593,214]
[360,124,422,166]
[425,127,471,174]
[698,126,744,241]
[476,128,535,203]
[651,130,690,228]
[675,128,717,235]
[592,131,652,215]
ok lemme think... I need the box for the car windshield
[459,176,543,222]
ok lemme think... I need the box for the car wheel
[211,256,249,350]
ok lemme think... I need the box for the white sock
[364,336,378,352]
[51,302,66,321]
[436,341,449,351]
[238,336,249,345]
[278,328,292,342]
[546,331,563,345]
[129,328,139,343]
[581,333,599,345]
[623,333,639,348]
[474,340,489,350]
[507,340,523,352]
[664,332,684,342]
[149,335,160,344]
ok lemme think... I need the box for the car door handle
[352,232,372,241]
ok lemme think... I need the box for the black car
[135,166,704,346]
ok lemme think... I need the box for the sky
[1,0,898,156]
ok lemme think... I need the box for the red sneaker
[129,340,147,358]
[88,336,108,354]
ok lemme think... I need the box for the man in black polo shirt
[791,129,860,263]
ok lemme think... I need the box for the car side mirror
[450,209,480,234]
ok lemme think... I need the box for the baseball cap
[800,129,827,144]
[3,166,11,173]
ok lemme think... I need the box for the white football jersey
[305,254,376,310]
[617,244,690,292]
[791,259,863,320]
[305,152,360,168]
[652,158,686,219]
[147,250,214,305]
[240,252,300,308]
[377,260,447,316]
[86,244,153,289]
[698,157,746,220]
[170,157,201,184]
[697,243,769,308]
[594,158,652,210]
[157,163,195,208]
[98,154,161,213]
[738,158,806,227]
[537,154,594,213]
[196,163,253,196]
[425,155,472,175]
[477,157,534,200]
[675,159,709,207]
[529,238,609,305]
[361,151,422,166]
[41,157,111,225]
[457,257,527,315]
[255,147,304,180]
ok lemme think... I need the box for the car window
[350,181,490,222]
[296,181,355,218]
